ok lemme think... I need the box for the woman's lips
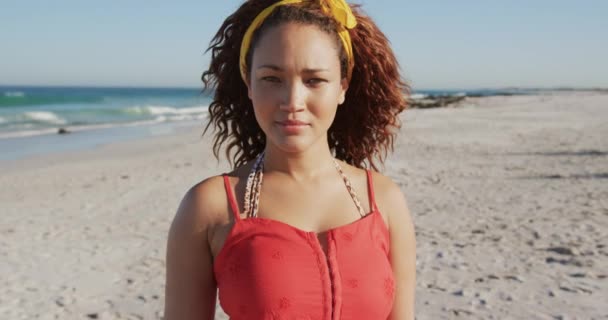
[278,119,308,125]
[276,120,309,134]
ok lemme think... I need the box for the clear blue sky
[1,0,606,89]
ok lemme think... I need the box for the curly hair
[202,0,409,170]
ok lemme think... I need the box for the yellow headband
[239,0,357,82]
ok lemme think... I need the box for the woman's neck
[263,143,336,182]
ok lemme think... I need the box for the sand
[1,91,606,319]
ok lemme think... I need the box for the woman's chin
[268,135,314,154]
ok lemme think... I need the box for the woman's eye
[261,76,280,82]
[306,78,326,85]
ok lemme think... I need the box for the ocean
[0,85,528,161]
[0,86,212,139]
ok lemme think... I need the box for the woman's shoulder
[187,175,229,205]
[338,162,408,224]
[338,161,403,198]
[367,170,411,234]
[173,175,229,229]
[368,170,404,199]
[175,162,253,224]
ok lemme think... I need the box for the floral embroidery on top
[228,260,241,277]
[347,278,359,288]
[342,232,354,242]
[279,297,291,309]
[384,276,395,298]
[272,250,284,260]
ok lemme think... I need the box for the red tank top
[214,170,394,319]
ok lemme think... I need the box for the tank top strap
[222,174,241,221]
[366,170,379,212]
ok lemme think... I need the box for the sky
[1,0,607,90]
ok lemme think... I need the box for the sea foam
[4,91,25,98]
[127,105,207,116]
[410,93,428,100]
[23,111,67,124]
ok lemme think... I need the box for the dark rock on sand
[410,95,466,109]
[559,286,578,293]
[546,246,577,255]
[452,289,465,296]
[504,275,524,282]
[451,308,474,316]
[546,256,584,267]
[568,272,587,278]
[55,298,65,307]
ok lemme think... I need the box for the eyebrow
[257,64,329,73]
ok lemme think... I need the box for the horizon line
[1,83,606,92]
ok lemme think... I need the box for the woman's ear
[338,78,349,105]
[246,77,252,100]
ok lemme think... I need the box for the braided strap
[244,152,265,218]
[333,159,366,217]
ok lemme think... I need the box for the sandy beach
[1,91,606,319]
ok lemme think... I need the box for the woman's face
[247,22,348,154]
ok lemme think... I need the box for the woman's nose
[279,81,305,112]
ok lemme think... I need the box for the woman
[165,0,416,319]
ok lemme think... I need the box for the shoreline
[0,89,586,163]
[2,86,582,146]
[0,119,205,163]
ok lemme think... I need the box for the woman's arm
[164,178,223,320]
[376,174,417,320]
